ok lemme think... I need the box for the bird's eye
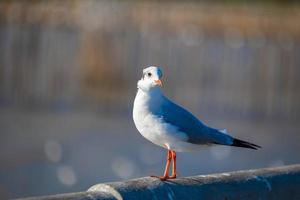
[147,72,152,77]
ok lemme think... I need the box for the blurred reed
[0,1,299,118]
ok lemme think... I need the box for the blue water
[0,108,299,199]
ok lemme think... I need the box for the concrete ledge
[17,164,300,200]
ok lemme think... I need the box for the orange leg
[160,150,172,180]
[170,150,177,179]
[151,150,172,180]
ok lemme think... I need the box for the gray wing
[154,96,233,145]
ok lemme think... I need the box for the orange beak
[154,79,163,87]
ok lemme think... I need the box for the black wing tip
[231,138,262,150]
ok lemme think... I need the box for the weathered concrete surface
[17,164,300,200]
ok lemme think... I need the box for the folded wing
[154,96,233,146]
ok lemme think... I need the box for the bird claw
[150,175,176,181]
[169,175,176,179]
[150,175,168,180]
[159,176,170,181]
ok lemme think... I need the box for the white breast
[133,90,163,146]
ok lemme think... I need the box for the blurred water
[0,1,300,199]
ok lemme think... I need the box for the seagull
[133,66,261,180]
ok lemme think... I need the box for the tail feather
[231,138,261,150]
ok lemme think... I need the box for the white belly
[133,95,202,152]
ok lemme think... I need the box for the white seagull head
[137,66,163,92]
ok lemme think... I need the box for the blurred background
[0,1,300,199]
